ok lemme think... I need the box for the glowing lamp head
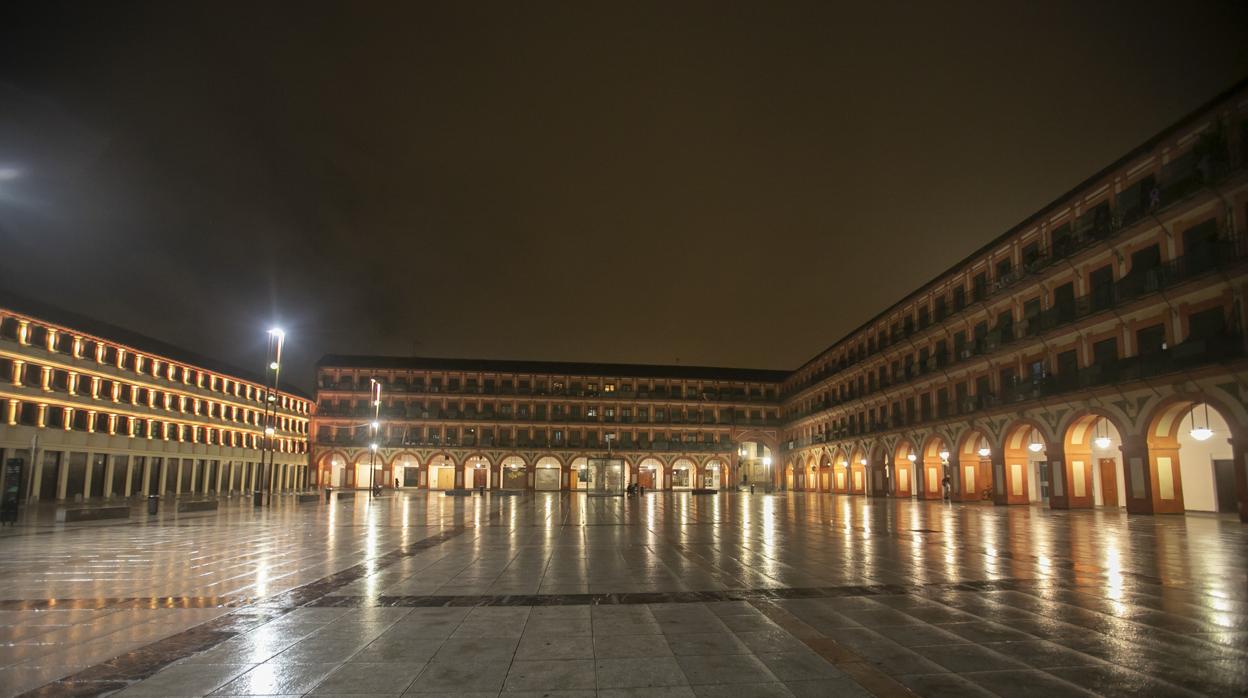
[1190,427,1214,442]
[977,447,991,458]
[859,458,867,465]
[762,456,772,466]
[906,453,917,462]
[1028,441,1044,453]
[269,361,280,370]
[938,450,950,461]
[267,328,285,339]
[370,442,378,452]
[263,426,275,436]
[370,420,379,430]
[1094,436,1112,450]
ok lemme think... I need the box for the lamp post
[256,328,284,507]
[369,379,381,496]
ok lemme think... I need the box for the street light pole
[369,378,381,497]
[256,328,284,507]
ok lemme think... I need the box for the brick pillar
[1232,433,1248,523]
[1047,445,1069,510]
[992,453,1008,505]
[1119,435,1154,515]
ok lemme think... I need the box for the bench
[296,494,320,504]
[56,506,130,523]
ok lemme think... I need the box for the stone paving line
[0,490,1244,696]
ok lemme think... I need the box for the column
[1232,433,1248,523]
[1046,444,1070,510]
[992,453,1008,506]
[1119,435,1154,515]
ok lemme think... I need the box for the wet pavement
[0,490,1244,697]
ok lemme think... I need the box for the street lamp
[369,379,382,496]
[256,328,284,507]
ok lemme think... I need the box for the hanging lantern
[1189,404,1213,441]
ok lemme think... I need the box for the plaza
[0,490,1244,697]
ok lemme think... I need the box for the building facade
[311,81,1248,520]
[780,81,1248,519]
[0,296,313,504]
[311,357,785,493]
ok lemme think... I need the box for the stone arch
[637,456,664,490]
[426,451,458,489]
[391,450,423,488]
[953,426,994,502]
[818,449,834,493]
[499,454,529,489]
[848,445,867,495]
[999,419,1048,505]
[804,452,819,492]
[534,455,563,491]
[702,457,726,490]
[670,457,696,490]
[1057,409,1130,510]
[317,449,349,488]
[462,453,492,489]
[912,434,948,500]
[892,439,916,497]
[1141,394,1241,515]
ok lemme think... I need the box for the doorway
[639,468,655,490]
[1098,458,1118,507]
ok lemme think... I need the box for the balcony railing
[780,150,1243,401]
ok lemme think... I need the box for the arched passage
[319,452,347,488]
[804,454,818,492]
[831,449,850,493]
[464,454,492,489]
[393,452,422,488]
[570,456,589,490]
[427,453,456,490]
[1146,400,1237,514]
[849,446,867,495]
[670,458,695,490]
[893,441,915,497]
[1060,414,1125,509]
[955,429,994,501]
[1000,422,1044,505]
[353,452,383,490]
[819,451,833,492]
[703,458,725,489]
[738,442,774,489]
[500,455,528,489]
[637,457,663,490]
[534,456,563,491]
[919,435,948,500]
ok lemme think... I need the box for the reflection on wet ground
[0,490,1244,696]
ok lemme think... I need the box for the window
[1137,324,1166,355]
[587,407,597,417]
[1188,307,1226,341]
[604,383,616,393]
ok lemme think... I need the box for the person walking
[941,474,952,501]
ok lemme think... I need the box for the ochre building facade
[312,81,1248,520]
[0,296,313,504]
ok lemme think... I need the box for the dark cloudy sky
[1,2,1246,393]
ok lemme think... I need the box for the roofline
[0,289,312,401]
[791,75,1248,376]
[316,354,790,383]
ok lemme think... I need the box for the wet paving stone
[0,490,1243,696]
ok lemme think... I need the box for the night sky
[2,2,1246,393]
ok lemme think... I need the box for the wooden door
[473,469,487,488]
[1098,459,1118,507]
[639,469,654,489]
